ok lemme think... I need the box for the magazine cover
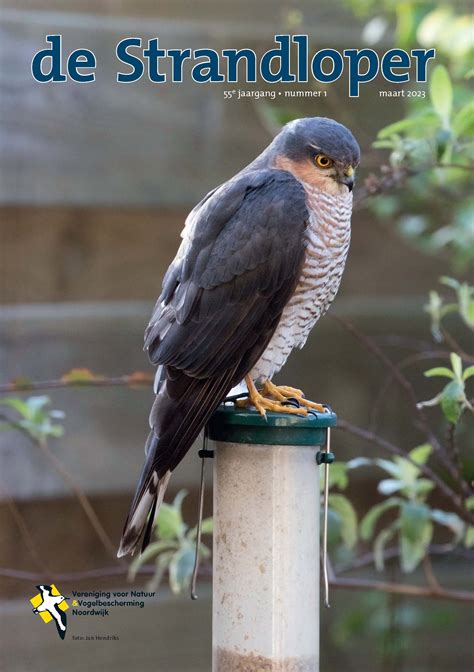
[1,1,473,671]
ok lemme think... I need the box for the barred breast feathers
[250,185,353,381]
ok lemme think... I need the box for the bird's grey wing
[118,169,308,556]
[50,605,67,640]
[145,169,308,377]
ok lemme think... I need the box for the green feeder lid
[208,403,337,446]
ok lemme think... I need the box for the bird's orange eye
[314,154,333,169]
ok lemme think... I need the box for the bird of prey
[118,116,360,557]
[32,585,68,639]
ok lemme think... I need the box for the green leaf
[440,380,465,423]
[374,522,399,571]
[377,115,436,139]
[128,540,178,581]
[373,139,396,150]
[22,396,51,420]
[400,521,433,572]
[168,543,196,595]
[424,367,455,379]
[450,353,463,380]
[172,489,188,515]
[328,494,358,549]
[400,501,433,572]
[378,479,403,496]
[464,526,474,548]
[465,496,474,511]
[360,497,401,541]
[440,276,460,290]
[374,458,403,479]
[430,509,465,543]
[200,517,213,535]
[326,508,343,548]
[319,462,348,491]
[462,365,474,381]
[346,457,373,469]
[430,65,453,128]
[393,455,421,486]
[199,542,211,559]
[188,517,213,540]
[0,398,30,417]
[400,501,431,542]
[395,1,415,49]
[425,290,443,341]
[452,101,474,137]
[8,376,33,391]
[408,444,432,465]
[61,368,101,383]
[458,283,474,328]
[147,551,175,593]
[156,503,185,541]
[413,479,435,498]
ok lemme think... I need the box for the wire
[322,426,331,609]
[190,427,208,600]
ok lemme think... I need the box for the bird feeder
[207,404,336,672]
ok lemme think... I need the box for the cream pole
[212,440,320,671]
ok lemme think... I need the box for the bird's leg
[263,379,325,413]
[236,375,308,419]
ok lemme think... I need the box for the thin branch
[0,372,153,395]
[335,543,473,574]
[440,327,474,362]
[446,423,465,500]
[422,555,441,592]
[368,350,453,433]
[374,334,442,353]
[325,549,473,604]
[354,161,474,209]
[32,437,119,559]
[436,162,474,172]
[2,563,472,603]
[0,563,213,582]
[329,576,474,604]
[333,316,464,489]
[5,419,122,560]
[336,418,474,525]
[354,165,414,208]
[0,483,53,576]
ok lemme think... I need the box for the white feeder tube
[212,441,320,672]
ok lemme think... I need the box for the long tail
[117,434,171,558]
[117,366,237,557]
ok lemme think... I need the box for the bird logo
[30,584,69,639]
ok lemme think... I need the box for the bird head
[272,117,360,196]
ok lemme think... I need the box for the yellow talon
[263,380,325,413]
[235,375,327,419]
[236,375,308,418]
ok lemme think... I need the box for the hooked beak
[338,166,355,192]
[340,175,354,192]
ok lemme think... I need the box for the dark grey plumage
[118,170,308,556]
[118,116,360,557]
[278,117,360,166]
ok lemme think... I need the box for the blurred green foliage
[330,590,459,670]
[353,445,467,571]
[357,0,474,271]
[320,461,358,562]
[277,2,474,270]
[0,396,65,444]
[371,61,474,270]
[128,489,212,594]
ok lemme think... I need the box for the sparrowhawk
[118,116,360,557]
